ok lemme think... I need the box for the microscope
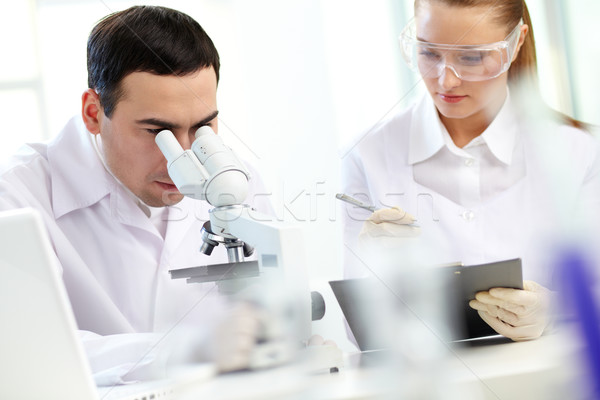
[155,126,327,369]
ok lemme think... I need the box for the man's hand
[469,280,551,341]
[212,302,264,372]
[307,334,337,347]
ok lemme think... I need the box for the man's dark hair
[87,5,220,118]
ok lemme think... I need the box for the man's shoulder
[1,143,51,183]
[0,144,53,210]
[0,116,86,208]
[2,115,84,169]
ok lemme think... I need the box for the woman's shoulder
[532,120,600,178]
[551,121,599,152]
[341,102,417,158]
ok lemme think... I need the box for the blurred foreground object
[556,247,600,398]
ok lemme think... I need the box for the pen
[335,193,378,212]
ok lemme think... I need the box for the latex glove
[359,206,421,238]
[469,280,551,341]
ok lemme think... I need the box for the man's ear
[81,89,103,134]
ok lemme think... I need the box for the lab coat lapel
[107,185,163,238]
[161,196,209,261]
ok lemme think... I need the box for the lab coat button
[461,210,475,221]
[464,158,474,167]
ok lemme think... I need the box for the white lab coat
[0,116,273,384]
[341,93,600,289]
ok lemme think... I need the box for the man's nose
[176,133,194,150]
[438,65,462,90]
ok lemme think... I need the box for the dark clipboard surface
[446,258,523,340]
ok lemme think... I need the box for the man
[0,6,271,384]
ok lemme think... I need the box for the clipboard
[445,258,523,341]
[330,258,524,350]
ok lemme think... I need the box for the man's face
[96,68,218,207]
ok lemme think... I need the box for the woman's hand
[359,206,421,239]
[469,280,551,341]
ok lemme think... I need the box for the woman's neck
[440,91,507,148]
[440,113,491,148]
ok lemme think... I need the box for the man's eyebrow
[136,118,179,131]
[136,110,219,131]
[192,110,219,130]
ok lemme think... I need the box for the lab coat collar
[478,89,517,165]
[408,89,517,165]
[408,94,445,165]
[48,117,113,219]
[47,117,149,229]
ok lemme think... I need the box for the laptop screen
[0,208,98,399]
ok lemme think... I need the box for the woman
[341,0,600,341]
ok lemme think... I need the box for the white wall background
[0,0,597,351]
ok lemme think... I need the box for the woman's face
[415,2,521,123]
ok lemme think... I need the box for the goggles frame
[399,18,523,81]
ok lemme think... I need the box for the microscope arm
[209,206,311,340]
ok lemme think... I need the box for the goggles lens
[399,19,522,82]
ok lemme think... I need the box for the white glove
[359,206,421,239]
[469,280,551,341]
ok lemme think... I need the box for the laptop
[0,208,207,400]
[330,259,523,351]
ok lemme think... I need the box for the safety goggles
[399,19,523,81]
